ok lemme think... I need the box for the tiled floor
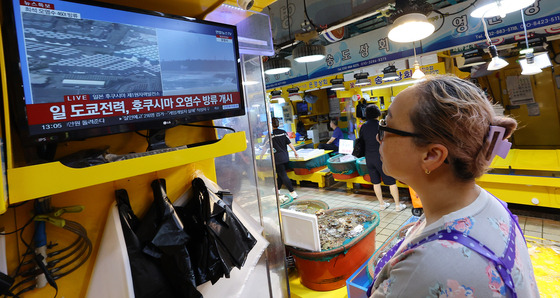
[289,182,560,249]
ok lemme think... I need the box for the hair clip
[485,125,512,163]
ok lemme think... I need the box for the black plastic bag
[142,179,201,298]
[178,178,234,285]
[208,190,257,268]
[178,178,257,286]
[352,137,365,158]
[114,189,179,298]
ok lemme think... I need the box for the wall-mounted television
[296,102,308,116]
[2,0,245,145]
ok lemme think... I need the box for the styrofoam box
[280,209,321,252]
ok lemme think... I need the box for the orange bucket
[363,174,371,182]
[408,187,422,209]
[332,172,359,180]
[293,166,327,175]
[287,208,379,291]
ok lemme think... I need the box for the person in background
[318,118,343,152]
[296,120,307,142]
[370,75,538,297]
[263,117,299,199]
[360,104,404,211]
[347,113,357,141]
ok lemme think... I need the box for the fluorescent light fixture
[293,44,326,63]
[470,0,535,18]
[264,57,291,75]
[487,45,508,71]
[388,13,435,43]
[382,65,399,81]
[361,79,425,91]
[412,62,425,79]
[354,72,371,86]
[330,78,346,91]
[462,49,487,67]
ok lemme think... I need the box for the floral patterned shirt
[371,187,539,297]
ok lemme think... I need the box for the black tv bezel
[1,0,246,145]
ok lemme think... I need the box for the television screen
[296,102,308,115]
[3,0,245,144]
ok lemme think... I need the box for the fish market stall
[286,207,380,291]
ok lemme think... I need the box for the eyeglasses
[378,118,422,141]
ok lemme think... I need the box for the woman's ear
[422,144,448,172]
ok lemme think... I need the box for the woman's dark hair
[330,118,338,126]
[272,117,280,128]
[365,104,381,121]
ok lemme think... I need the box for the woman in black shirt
[360,104,406,211]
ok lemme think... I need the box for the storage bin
[327,154,358,179]
[287,207,380,291]
[356,157,369,176]
[289,152,329,170]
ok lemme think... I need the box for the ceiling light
[487,45,508,71]
[264,57,291,75]
[411,42,425,79]
[293,44,326,63]
[330,78,346,91]
[269,90,285,104]
[388,13,435,43]
[519,53,542,75]
[382,65,399,81]
[518,9,541,76]
[470,0,535,18]
[354,72,371,86]
[462,49,487,67]
[412,62,425,79]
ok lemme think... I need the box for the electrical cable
[482,14,492,44]
[432,0,479,34]
[134,131,148,138]
[8,215,90,297]
[0,218,34,236]
[444,0,479,16]
[303,0,320,32]
[432,9,446,33]
[8,202,30,209]
[520,9,530,49]
[181,123,236,132]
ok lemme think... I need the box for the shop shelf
[7,131,247,204]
